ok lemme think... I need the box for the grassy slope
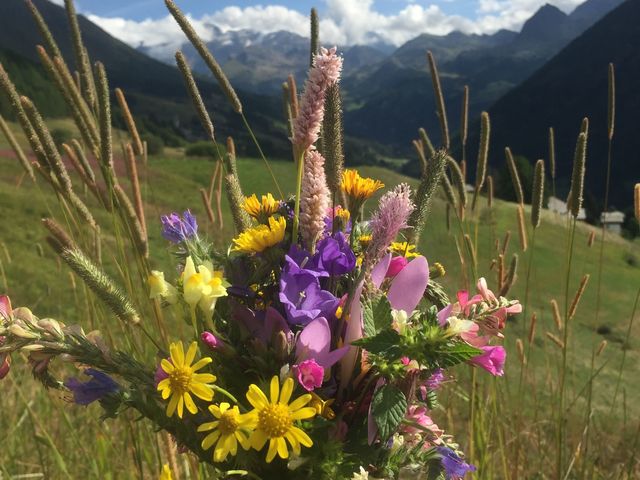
[1,124,638,475]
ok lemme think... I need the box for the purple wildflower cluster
[160,210,198,243]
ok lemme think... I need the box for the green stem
[292,149,305,245]
[241,113,283,198]
[212,384,240,405]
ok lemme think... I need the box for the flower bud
[9,324,39,339]
[21,344,45,352]
[0,354,10,379]
[38,318,64,340]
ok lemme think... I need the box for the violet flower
[279,256,339,325]
[296,316,348,368]
[437,447,476,479]
[160,210,198,243]
[65,369,120,405]
[469,345,506,376]
[233,305,292,346]
[316,232,356,276]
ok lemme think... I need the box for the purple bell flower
[437,447,476,479]
[160,210,198,243]
[315,232,356,276]
[65,369,119,405]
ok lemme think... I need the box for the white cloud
[85,0,589,55]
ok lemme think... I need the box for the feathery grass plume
[300,151,330,251]
[224,173,252,234]
[608,63,615,140]
[287,74,299,119]
[42,218,75,251]
[67,190,97,228]
[413,140,428,176]
[124,144,146,235]
[505,147,524,205]
[499,253,518,296]
[20,96,73,193]
[0,114,35,181]
[408,149,447,244]
[310,8,319,67]
[497,253,505,288]
[587,230,596,247]
[528,313,537,344]
[516,338,525,365]
[175,52,215,144]
[635,184,640,221]
[548,127,556,196]
[464,234,476,268]
[460,85,469,160]
[200,188,216,225]
[419,128,436,158]
[62,143,94,189]
[516,205,528,251]
[441,174,457,209]
[225,137,238,176]
[568,132,587,218]
[596,339,607,357]
[115,88,144,155]
[55,246,140,324]
[0,62,48,167]
[426,51,449,149]
[447,156,467,210]
[366,183,415,267]
[114,184,148,258]
[36,46,96,149]
[64,0,96,108]
[487,174,494,208]
[501,230,511,256]
[95,62,116,185]
[322,83,345,202]
[531,159,545,228]
[551,299,563,331]
[292,47,342,153]
[546,332,565,349]
[568,274,590,320]
[580,116,589,136]
[70,139,96,183]
[52,56,99,147]
[25,0,63,59]
[471,111,490,211]
[166,0,242,114]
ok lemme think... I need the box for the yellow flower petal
[266,438,278,463]
[288,394,312,412]
[184,392,197,415]
[247,385,269,409]
[279,377,293,405]
[190,383,214,401]
[184,342,198,367]
[276,437,288,459]
[190,357,213,372]
[270,376,280,404]
[202,430,221,450]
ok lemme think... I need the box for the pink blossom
[476,277,497,303]
[402,405,444,447]
[0,353,10,380]
[201,331,221,350]
[294,359,324,391]
[469,345,506,376]
[154,360,169,387]
[292,47,342,152]
[366,183,415,266]
[300,150,331,250]
[386,256,408,277]
[460,323,488,347]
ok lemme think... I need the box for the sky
[49,0,588,52]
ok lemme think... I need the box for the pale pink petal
[387,256,429,313]
[339,281,364,395]
[371,253,392,288]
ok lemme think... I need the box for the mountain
[342,0,625,153]
[0,0,289,156]
[475,0,639,209]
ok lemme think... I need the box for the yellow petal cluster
[242,193,280,220]
[182,257,229,315]
[232,216,286,254]
[148,270,178,304]
[389,242,419,258]
[198,402,255,462]
[341,169,384,201]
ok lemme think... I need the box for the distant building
[547,196,586,220]
[600,211,625,235]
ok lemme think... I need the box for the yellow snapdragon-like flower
[159,464,173,480]
[148,271,178,304]
[182,257,229,316]
[389,242,419,258]
[341,170,384,201]
[242,193,280,220]
[246,376,316,463]
[232,216,286,254]
[198,402,255,462]
[157,341,216,418]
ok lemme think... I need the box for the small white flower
[352,466,369,480]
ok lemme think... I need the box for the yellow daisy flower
[341,170,384,201]
[358,234,372,248]
[159,464,172,480]
[198,402,255,462]
[232,216,286,254]
[157,341,216,418]
[242,193,280,220]
[246,376,316,463]
[389,241,419,258]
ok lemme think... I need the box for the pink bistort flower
[300,150,331,250]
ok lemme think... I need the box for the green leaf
[434,342,483,368]
[362,297,376,337]
[372,295,394,331]
[372,384,407,440]
[352,328,402,360]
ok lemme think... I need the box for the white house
[547,196,586,220]
[601,211,625,235]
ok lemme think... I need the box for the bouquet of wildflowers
[0,2,522,477]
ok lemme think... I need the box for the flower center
[168,367,192,395]
[258,403,292,438]
[218,410,240,435]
